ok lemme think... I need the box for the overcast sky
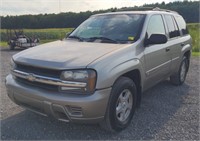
[0,0,196,16]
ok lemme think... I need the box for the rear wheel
[100,77,137,132]
[170,57,189,85]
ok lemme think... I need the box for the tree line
[1,1,199,29]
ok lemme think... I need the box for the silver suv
[6,8,192,132]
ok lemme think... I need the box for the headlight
[60,69,97,93]
[62,70,88,80]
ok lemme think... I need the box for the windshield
[69,14,146,44]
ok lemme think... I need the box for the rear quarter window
[164,15,180,38]
[175,16,189,35]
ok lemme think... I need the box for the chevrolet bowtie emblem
[26,73,36,82]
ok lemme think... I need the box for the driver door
[144,14,171,89]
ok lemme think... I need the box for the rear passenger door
[164,14,182,73]
[168,15,191,74]
[144,14,171,89]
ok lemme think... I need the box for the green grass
[0,28,74,42]
[0,41,7,47]
[187,23,200,52]
[0,40,58,47]
[192,52,200,57]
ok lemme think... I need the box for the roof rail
[133,7,154,10]
[114,6,154,12]
[152,7,179,14]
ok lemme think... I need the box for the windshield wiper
[88,36,119,43]
[68,36,83,41]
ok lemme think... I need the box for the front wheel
[100,77,137,132]
[170,57,189,85]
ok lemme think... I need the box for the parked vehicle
[7,29,39,50]
[6,8,192,132]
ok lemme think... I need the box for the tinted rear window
[175,16,188,35]
[165,15,180,38]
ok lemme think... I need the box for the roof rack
[109,7,179,14]
[113,6,154,12]
[152,7,179,14]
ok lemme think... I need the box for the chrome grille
[16,63,61,78]
[16,77,59,91]
[13,63,87,91]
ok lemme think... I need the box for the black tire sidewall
[108,77,137,131]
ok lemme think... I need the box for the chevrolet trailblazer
[6,8,192,132]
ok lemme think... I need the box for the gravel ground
[0,47,199,140]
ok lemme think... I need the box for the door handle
[166,48,170,52]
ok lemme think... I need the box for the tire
[170,57,189,85]
[100,77,137,132]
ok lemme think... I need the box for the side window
[147,15,166,38]
[172,16,181,37]
[164,15,180,38]
[175,16,188,35]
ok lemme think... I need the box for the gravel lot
[0,47,199,140]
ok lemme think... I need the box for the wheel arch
[183,50,191,72]
[114,69,142,107]
[181,43,191,60]
[183,50,191,60]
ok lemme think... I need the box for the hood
[13,40,125,69]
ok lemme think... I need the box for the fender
[181,43,192,58]
[94,58,145,90]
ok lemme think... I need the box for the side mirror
[145,34,167,46]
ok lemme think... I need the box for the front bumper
[5,74,111,123]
